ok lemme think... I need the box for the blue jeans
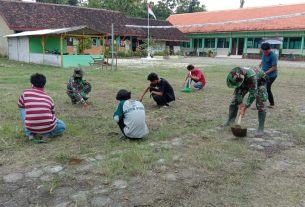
[19,108,66,137]
[193,81,204,89]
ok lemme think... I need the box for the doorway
[231,38,244,55]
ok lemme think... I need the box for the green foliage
[77,37,92,54]
[176,0,206,14]
[43,176,62,194]
[153,1,173,20]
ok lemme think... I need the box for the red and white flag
[148,3,156,20]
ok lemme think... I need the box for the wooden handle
[237,114,242,125]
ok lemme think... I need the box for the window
[205,38,215,48]
[92,38,97,46]
[66,38,73,46]
[283,37,289,49]
[217,38,230,48]
[253,38,262,48]
[289,37,301,49]
[247,38,253,48]
[283,37,302,49]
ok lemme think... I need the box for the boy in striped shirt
[18,73,66,142]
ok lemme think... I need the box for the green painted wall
[189,30,305,39]
[29,36,67,54]
[45,37,67,53]
[63,55,102,68]
[30,37,43,53]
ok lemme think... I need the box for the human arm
[113,101,124,123]
[264,65,277,76]
[150,90,163,96]
[17,93,25,108]
[139,86,150,102]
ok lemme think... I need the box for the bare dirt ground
[1,57,305,207]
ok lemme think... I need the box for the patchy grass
[1,57,305,206]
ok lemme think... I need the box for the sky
[200,0,305,11]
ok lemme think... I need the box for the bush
[77,37,92,54]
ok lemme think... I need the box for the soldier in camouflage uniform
[225,67,268,137]
[67,68,92,107]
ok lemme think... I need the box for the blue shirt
[261,51,278,78]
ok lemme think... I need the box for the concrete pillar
[243,37,248,54]
[229,37,232,55]
[301,36,304,54]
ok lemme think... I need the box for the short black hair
[30,73,46,88]
[147,72,159,81]
[116,89,131,101]
[261,42,271,50]
[187,64,194,71]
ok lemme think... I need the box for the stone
[43,165,64,174]
[279,141,295,149]
[250,138,264,143]
[3,173,23,183]
[0,193,12,203]
[55,201,72,207]
[164,173,177,181]
[26,169,44,178]
[90,196,112,207]
[249,144,264,151]
[54,187,75,198]
[260,141,274,147]
[40,175,53,182]
[112,180,128,189]
[70,191,89,205]
[76,164,92,173]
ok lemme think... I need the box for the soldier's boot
[224,105,238,127]
[255,111,266,138]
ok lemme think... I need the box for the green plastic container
[181,87,192,92]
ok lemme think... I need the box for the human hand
[82,102,90,110]
[239,103,247,118]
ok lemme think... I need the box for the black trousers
[267,76,277,106]
[152,94,170,106]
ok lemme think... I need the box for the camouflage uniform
[226,67,268,136]
[67,69,92,104]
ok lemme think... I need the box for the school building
[168,3,305,60]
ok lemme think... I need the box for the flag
[148,3,156,20]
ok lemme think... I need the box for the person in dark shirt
[259,42,278,108]
[139,72,175,107]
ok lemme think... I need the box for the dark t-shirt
[150,78,175,101]
[262,51,278,78]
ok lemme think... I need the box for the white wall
[17,37,30,62]
[282,49,301,55]
[0,15,14,56]
[8,38,18,60]
[216,48,229,56]
[43,54,61,67]
[247,48,260,54]
[8,37,30,62]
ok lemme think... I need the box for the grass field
[1,57,305,206]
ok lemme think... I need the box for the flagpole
[147,5,150,58]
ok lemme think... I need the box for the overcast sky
[200,0,305,11]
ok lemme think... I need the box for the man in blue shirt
[259,42,278,108]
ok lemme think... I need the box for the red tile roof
[0,0,187,41]
[167,3,305,34]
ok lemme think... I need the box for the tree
[153,1,173,20]
[240,0,245,8]
[176,0,206,14]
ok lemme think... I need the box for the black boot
[255,111,266,138]
[224,105,238,126]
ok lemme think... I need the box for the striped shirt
[18,87,57,134]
